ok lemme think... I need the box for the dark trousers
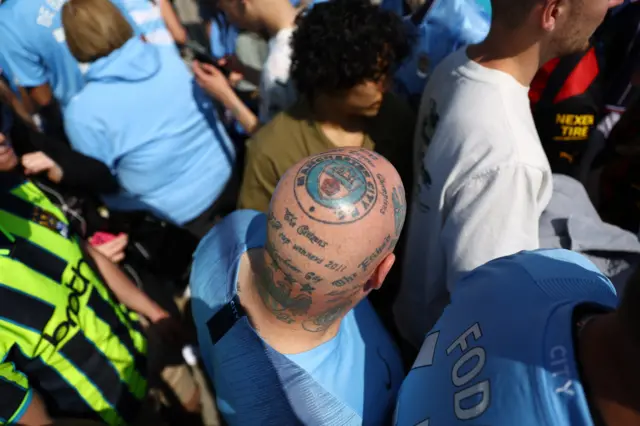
[183,169,241,239]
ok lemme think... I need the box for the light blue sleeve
[0,26,47,88]
[63,112,116,170]
[208,18,238,58]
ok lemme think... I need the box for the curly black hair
[290,0,411,98]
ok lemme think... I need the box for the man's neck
[578,313,640,424]
[239,249,343,354]
[466,26,544,87]
[260,1,297,38]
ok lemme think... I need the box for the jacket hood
[85,37,160,83]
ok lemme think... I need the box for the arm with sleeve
[258,51,295,123]
[0,30,47,89]
[237,142,279,212]
[258,81,293,124]
[441,164,550,292]
[36,131,120,193]
[0,357,33,424]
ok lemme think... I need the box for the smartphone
[185,40,231,77]
[90,231,118,246]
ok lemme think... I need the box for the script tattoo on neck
[302,300,352,333]
[257,249,312,324]
[293,153,378,225]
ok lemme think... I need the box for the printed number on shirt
[412,323,491,422]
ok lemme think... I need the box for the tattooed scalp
[258,148,407,332]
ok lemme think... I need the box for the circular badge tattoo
[294,153,377,224]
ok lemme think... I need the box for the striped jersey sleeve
[0,356,32,424]
[0,178,148,425]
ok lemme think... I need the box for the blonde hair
[62,0,134,63]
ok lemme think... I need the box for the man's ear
[363,253,396,292]
[541,0,564,32]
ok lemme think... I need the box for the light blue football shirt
[0,0,140,108]
[121,0,175,46]
[63,37,235,225]
[394,249,619,425]
[393,0,490,107]
[190,210,404,425]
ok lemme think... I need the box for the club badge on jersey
[33,206,69,238]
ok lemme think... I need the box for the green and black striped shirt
[0,175,147,425]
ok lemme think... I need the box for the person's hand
[222,55,245,74]
[91,233,129,263]
[22,151,63,183]
[0,134,18,172]
[217,57,244,87]
[193,60,234,103]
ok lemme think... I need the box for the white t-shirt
[394,48,553,348]
[259,27,296,123]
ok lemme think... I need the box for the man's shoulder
[191,210,266,294]
[421,72,542,165]
[64,91,104,127]
[0,3,31,40]
[0,0,44,31]
[450,250,617,314]
[250,104,309,154]
[397,252,614,426]
[0,0,26,18]
[193,210,266,265]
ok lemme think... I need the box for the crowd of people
[0,0,639,424]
